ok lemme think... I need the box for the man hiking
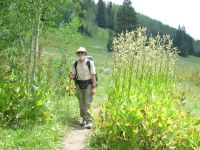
[68,47,96,129]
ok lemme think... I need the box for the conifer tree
[116,0,137,34]
[107,2,114,30]
[96,0,107,28]
[174,25,194,57]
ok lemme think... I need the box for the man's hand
[91,74,96,95]
[68,72,75,79]
[91,87,96,95]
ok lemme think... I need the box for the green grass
[1,24,200,149]
[0,123,62,150]
[0,25,111,149]
[0,94,80,149]
[179,55,200,66]
[78,28,112,66]
[78,28,112,107]
[177,56,200,73]
[178,56,200,117]
[86,30,200,150]
[184,83,200,116]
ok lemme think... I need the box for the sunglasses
[77,52,85,54]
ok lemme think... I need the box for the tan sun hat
[76,47,87,55]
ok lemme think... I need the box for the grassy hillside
[178,56,200,116]
[178,56,200,70]
[78,28,112,106]
[42,26,112,106]
[42,25,200,119]
[85,28,200,150]
[1,25,200,149]
[0,26,110,149]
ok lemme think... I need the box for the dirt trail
[62,123,89,150]
[62,109,99,150]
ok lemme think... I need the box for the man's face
[77,51,86,61]
[77,51,86,56]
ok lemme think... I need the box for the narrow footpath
[62,123,89,150]
[62,108,99,150]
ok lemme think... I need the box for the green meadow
[0,26,200,149]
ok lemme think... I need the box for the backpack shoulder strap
[74,60,78,71]
[86,60,91,71]
[75,59,91,73]
[74,60,78,79]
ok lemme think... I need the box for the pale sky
[95,0,200,40]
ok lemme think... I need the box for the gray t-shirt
[72,59,96,80]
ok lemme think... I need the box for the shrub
[92,28,200,149]
[0,49,52,126]
[107,30,114,52]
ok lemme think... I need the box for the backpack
[74,56,98,87]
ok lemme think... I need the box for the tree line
[78,0,200,57]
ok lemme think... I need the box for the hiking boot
[79,118,86,126]
[84,122,93,129]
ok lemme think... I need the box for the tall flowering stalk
[111,28,178,103]
[93,28,200,150]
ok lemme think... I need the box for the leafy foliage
[0,1,81,127]
[0,49,51,126]
[92,28,200,149]
[0,13,81,147]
